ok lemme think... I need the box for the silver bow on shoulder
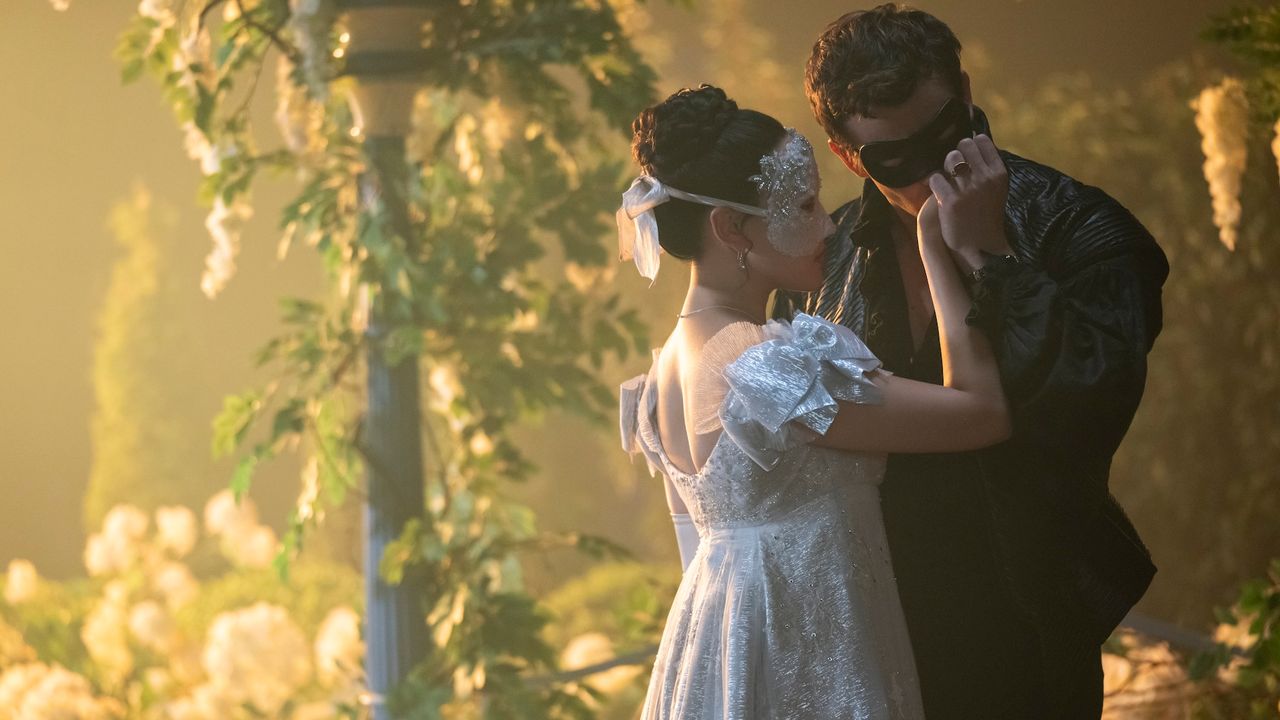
[719,314,885,469]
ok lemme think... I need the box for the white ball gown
[620,314,925,720]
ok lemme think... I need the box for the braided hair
[630,85,786,260]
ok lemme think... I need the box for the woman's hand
[916,194,944,253]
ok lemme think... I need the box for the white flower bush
[0,492,364,718]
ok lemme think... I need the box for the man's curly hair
[806,4,963,150]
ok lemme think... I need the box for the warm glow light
[333,48,346,59]
[349,127,362,138]
[339,32,351,44]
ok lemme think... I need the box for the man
[776,5,1168,718]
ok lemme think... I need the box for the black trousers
[914,642,1102,720]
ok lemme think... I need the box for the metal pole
[361,134,428,719]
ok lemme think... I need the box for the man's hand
[926,134,1013,274]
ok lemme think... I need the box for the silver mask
[749,129,831,257]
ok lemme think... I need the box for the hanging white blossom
[203,603,312,715]
[174,19,215,97]
[200,196,253,299]
[287,0,338,98]
[138,0,176,25]
[1192,78,1249,251]
[296,456,322,525]
[274,56,324,156]
[3,560,38,605]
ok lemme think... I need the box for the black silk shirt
[774,121,1168,714]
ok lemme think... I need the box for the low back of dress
[620,314,925,720]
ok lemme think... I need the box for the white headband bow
[615,175,765,284]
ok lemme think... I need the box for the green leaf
[230,448,263,500]
[270,398,307,444]
[120,58,145,84]
[212,390,263,458]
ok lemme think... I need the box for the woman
[618,85,1007,719]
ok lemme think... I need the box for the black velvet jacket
[775,115,1168,711]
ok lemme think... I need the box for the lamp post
[335,2,431,717]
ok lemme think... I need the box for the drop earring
[737,248,749,272]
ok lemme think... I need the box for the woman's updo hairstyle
[631,85,787,260]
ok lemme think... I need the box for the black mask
[856,97,975,188]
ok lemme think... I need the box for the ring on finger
[948,160,972,178]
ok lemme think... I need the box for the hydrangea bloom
[80,583,133,685]
[204,490,253,535]
[314,606,363,698]
[128,600,175,652]
[203,603,312,715]
[0,663,122,720]
[0,619,35,668]
[233,524,280,569]
[152,561,199,610]
[3,560,38,605]
[155,506,198,557]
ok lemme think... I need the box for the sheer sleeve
[717,314,885,470]
[619,373,658,476]
[690,321,777,435]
